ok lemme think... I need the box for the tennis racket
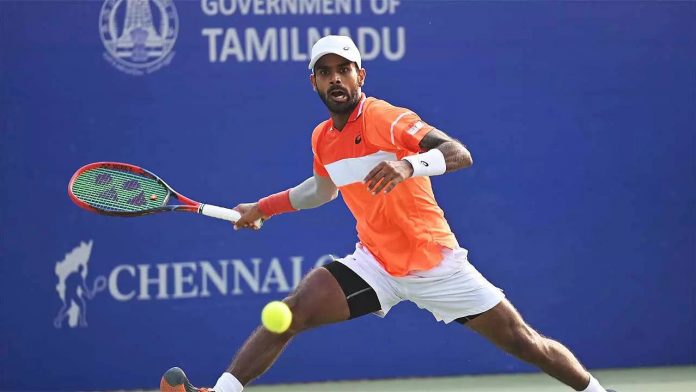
[68,162,242,222]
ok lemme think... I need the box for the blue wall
[1,1,694,390]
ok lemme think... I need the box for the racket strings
[72,168,168,212]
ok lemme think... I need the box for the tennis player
[160,36,614,392]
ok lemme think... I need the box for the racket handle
[200,204,242,222]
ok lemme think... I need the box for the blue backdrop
[1,1,694,390]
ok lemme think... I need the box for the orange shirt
[312,94,459,276]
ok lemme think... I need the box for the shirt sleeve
[363,100,434,153]
[313,154,329,177]
[311,125,330,177]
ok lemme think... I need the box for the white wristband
[402,149,447,177]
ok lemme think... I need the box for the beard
[317,87,361,114]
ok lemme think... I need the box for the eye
[340,67,349,73]
[319,69,329,76]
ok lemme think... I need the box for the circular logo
[99,0,178,75]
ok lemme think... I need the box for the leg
[53,302,69,328]
[228,266,350,385]
[466,299,591,391]
[77,296,88,327]
[161,255,385,392]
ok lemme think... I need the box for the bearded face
[311,54,365,115]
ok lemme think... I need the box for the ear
[309,73,317,91]
[358,68,366,87]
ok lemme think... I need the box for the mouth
[328,88,349,103]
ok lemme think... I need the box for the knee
[268,267,349,337]
[280,295,311,335]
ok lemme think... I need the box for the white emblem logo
[54,241,107,328]
[99,0,178,75]
[406,121,424,135]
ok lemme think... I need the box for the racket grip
[200,204,242,222]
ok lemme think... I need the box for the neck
[330,112,351,131]
[329,91,362,131]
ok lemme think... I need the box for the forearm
[414,128,473,174]
[436,140,473,172]
[258,174,336,217]
[363,128,472,195]
[289,175,338,210]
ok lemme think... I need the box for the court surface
[238,366,695,392]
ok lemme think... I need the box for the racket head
[68,162,194,217]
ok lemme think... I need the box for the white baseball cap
[308,35,362,71]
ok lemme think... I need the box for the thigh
[333,244,404,318]
[324,260,381,319]
[284,266,351,328]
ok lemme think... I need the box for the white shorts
[337,244,505,324]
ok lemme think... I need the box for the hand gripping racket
[68,162,242,222]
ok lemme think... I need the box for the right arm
[289,171,339,209]
[233,172,338,230]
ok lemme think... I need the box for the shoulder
[311,119,331,149]
[363,96,391,114]
[364,96,414,120]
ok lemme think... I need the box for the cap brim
[308,50,360,70]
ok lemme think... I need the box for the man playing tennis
[160,36,614,392]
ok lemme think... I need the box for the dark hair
[313,61,360,74]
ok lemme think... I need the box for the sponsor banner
[53,240,334,329]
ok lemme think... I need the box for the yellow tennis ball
[261,301,292,333]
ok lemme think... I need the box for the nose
[329,72,342,84]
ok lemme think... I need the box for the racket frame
[68,162,206,217]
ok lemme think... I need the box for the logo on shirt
[420,161,429,167]
[99,0,179,75]
[406,121,425,135]
[355,134,362,144]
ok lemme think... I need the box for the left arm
[364,128,472,194]
[417,128,473,172]
[81,279,94,299]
